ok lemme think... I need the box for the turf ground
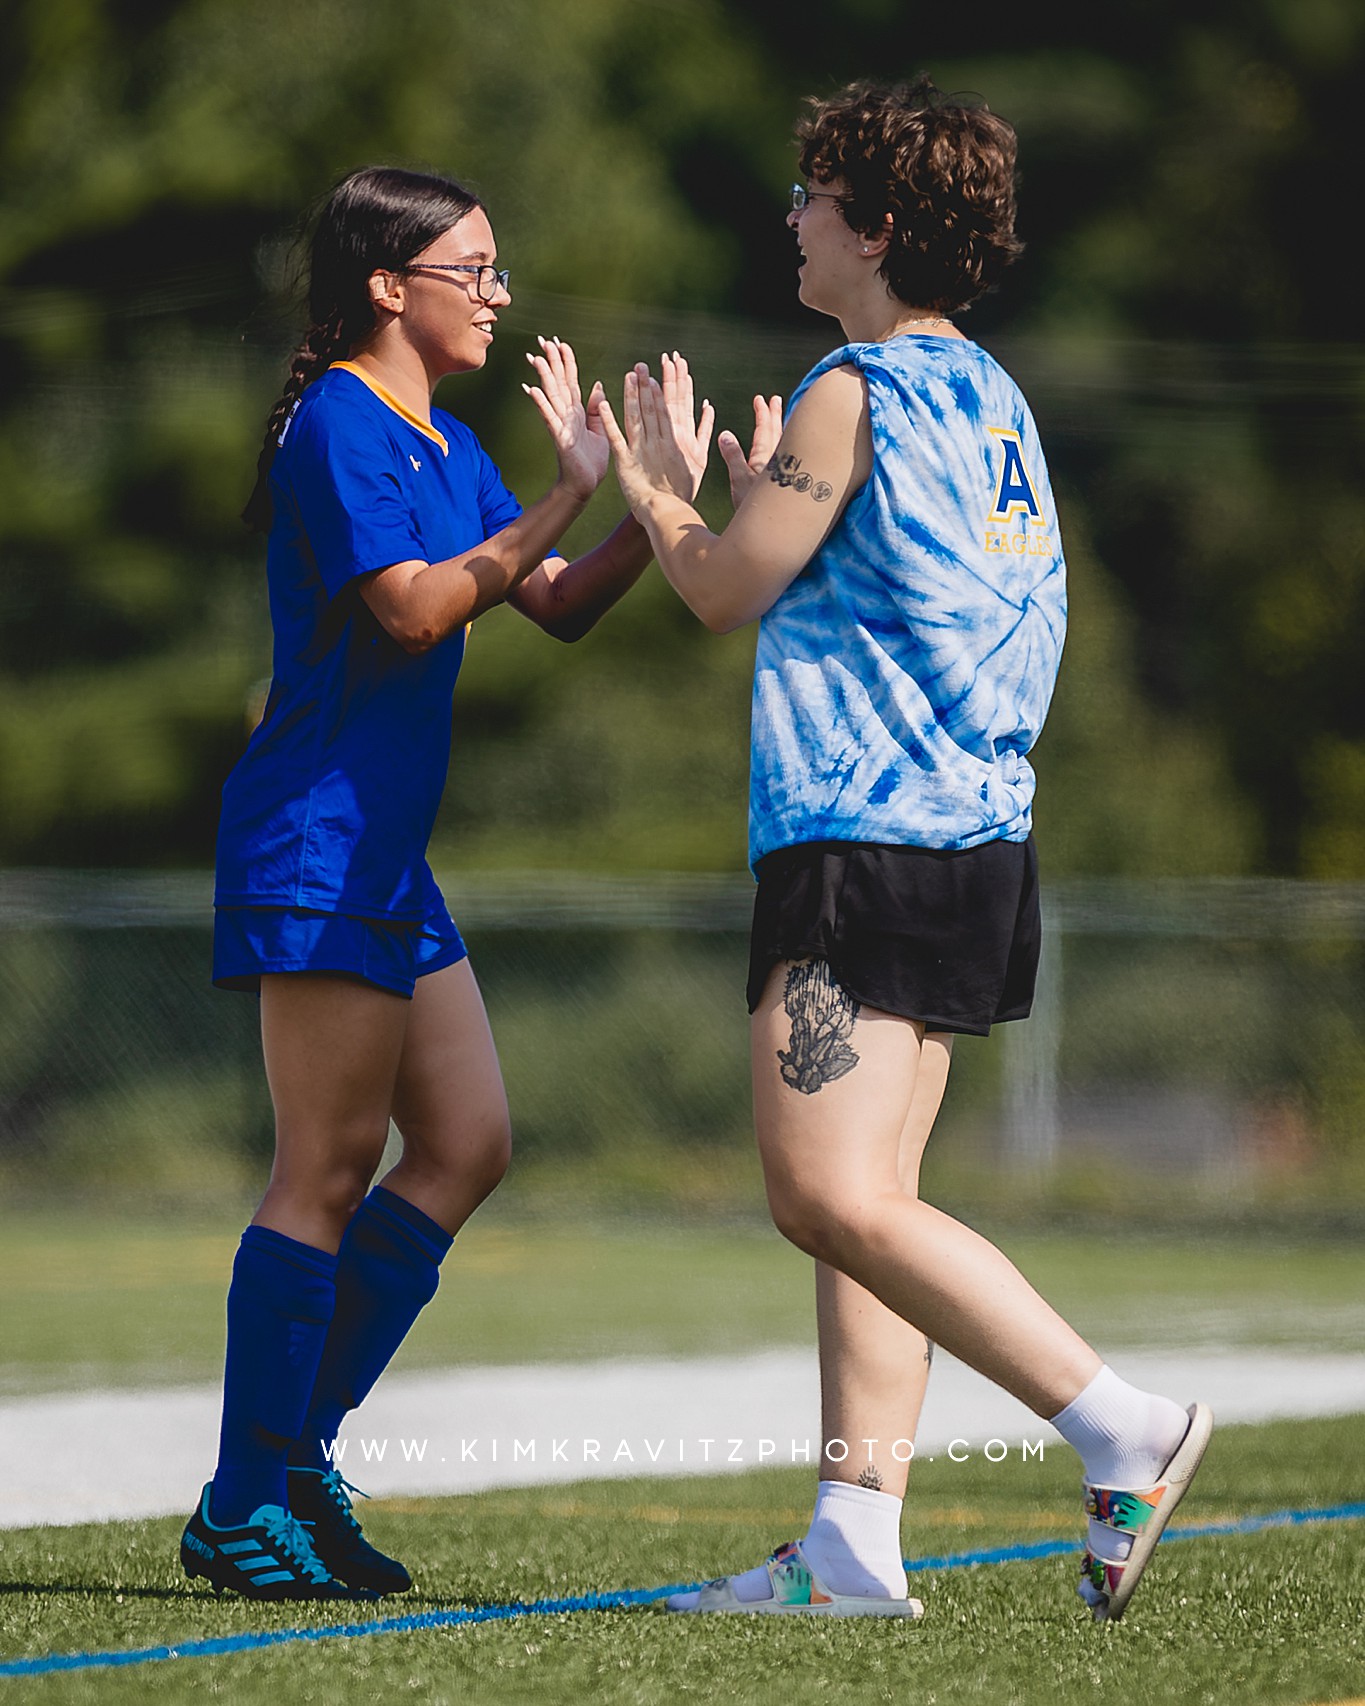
[1,1415,1362,1704]
[2,1211,1364,1394]
[4,1214,1362,1700]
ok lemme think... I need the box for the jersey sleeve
[473,441,524,537]
[284,398,427,599]
[470,438,564,561]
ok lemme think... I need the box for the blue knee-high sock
[289,1186,453,1472]
[210,1225,338,1526]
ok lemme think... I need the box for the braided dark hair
[242,165,483,531]
[797,75,1023,315]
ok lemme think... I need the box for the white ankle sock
[729,1558,780,1602]
[1051,1365,1190,1561]
[1051,1365,1189,1488]
[692,1480,907,1606]
[801,1480,908,1598]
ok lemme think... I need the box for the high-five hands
[599,356,784,518]
[598,353,714,513]
[522,335,610,502]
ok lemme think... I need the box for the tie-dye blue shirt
[749,335,1066,870]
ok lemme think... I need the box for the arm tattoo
[857,1463,884,1492]
[924,1337,935,1367]
[776,959,861,1094]
[766,452,833,502]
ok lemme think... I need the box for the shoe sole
[1097,1401,1214,1623]
[666,1591,923,1618]
[697,1598,923,1619]
[325,1562,411,1595]
[181,1552,371,1602]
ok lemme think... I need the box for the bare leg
[816,1031,952,1498]
[269,961,511,1557]
[255,974,412,1252]
[666,1021,959,1607]
[671,961,1200,1620]
[753,961,1100,1418]
[383,957,512,1232]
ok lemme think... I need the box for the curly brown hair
[797,75,1023,314]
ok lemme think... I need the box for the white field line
[2,1347,1363,1529]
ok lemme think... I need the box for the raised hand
[522,335,610,502]
[598,360,711,517]
[717,393,784,509]
[658,351,714,501]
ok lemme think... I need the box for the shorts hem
[211,902,469,1000]
[213,963,417,999]
[747,949,1022,1036]
[416,938,470,981]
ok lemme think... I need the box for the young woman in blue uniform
[602,79,1211,1626]
[181,166,706,1601]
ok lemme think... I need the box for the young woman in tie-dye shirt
[602,77,1210,1626]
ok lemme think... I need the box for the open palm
[523,335,610,501]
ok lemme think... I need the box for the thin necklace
[896,314,954,333]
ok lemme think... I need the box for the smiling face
[389,206,511,378]
[786,177,869,318]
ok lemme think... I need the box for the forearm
[515,513,654,641]
[636,492,747,634]
[369,480,588,651]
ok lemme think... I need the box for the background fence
[1,871,1361,1229]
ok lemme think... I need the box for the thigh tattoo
[776,959,861,1095]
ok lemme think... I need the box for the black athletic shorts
[746,835,1041,1036]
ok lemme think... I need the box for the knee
[469,1117,512,1202]
[400,1108,512,1210]
[308,1154,388,1230]
[765,1175,859,1267]
[261,1159,380,1249]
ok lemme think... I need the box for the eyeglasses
[405,263,511,301]
[790,183,846,211]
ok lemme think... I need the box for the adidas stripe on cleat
[287,1467,412,1595]
[180,1484,375,1601]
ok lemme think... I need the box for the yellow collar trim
[330,361,449,455]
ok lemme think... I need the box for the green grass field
[2,1210,1364,1394]
[3,1213,1362,1700]
[1,1415,1362,1705]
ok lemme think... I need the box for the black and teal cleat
[180,1483,376,1601]
[287,1467,412,1595]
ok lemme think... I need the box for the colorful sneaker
[287,1468,412,1595]
[1078,1401,1214,1623]
[666,1540,923,1618]
[180,1483,373,1601]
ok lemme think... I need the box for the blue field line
[3,1501,1362,1680]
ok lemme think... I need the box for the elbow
[390,619,441,655]
[535,609,595,644]
[520,580,599,643]
[675,576,760,634]
[696,599,755,636]
[704,610,747,636]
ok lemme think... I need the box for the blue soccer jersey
[749,336,1067,870]
[215,363,524,920]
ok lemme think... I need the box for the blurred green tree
[0,0,1359,875]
